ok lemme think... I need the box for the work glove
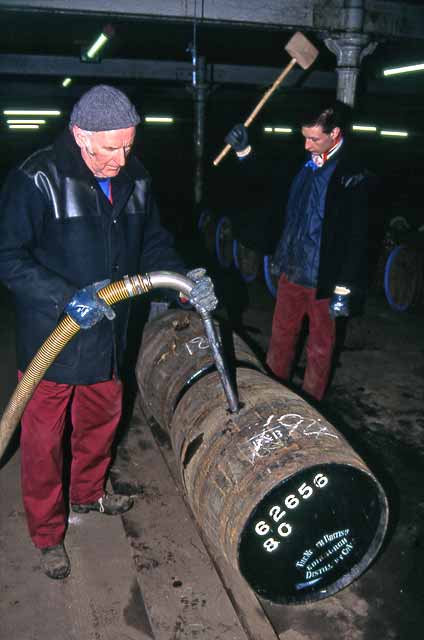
[224,123,252,159]
[182,268,218,313]
[65,279,116,329]
[329,286,351,319]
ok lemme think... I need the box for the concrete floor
[240,284,424,640]
[0,276,423,639]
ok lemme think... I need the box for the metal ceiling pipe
[193,56,207,206]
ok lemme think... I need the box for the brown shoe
[40,543,70,580]
[71,492,133,515]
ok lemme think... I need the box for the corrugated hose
[0,271,239,463]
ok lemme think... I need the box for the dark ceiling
[1,7,423,70]
[0,2,424,182]
[0,10,336,71]
[0,9,422,111]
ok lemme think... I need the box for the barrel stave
[136,310,262,428]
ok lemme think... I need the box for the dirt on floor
[234,284,424,640]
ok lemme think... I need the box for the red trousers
[266,275,336,401]
[19,375,122,549]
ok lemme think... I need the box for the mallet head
[285,31,319,70]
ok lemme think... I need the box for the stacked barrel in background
[136,309,389,604]
[200,208,424,309]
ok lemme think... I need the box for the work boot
[71,492,133,515]
[40,543,70,580]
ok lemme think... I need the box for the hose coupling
[123,274,152,297]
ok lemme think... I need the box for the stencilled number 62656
[254,473,329,552]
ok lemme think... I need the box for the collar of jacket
[329,144,372,184]
[309,136,344,169]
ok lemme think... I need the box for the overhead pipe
[193,55,207,206]
[0,271,239,462]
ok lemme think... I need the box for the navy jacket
[235,146,375,300]
[276,155,339,288]
[0,130,185,383]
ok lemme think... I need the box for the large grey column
[324,0,377,106]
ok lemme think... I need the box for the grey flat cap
[70,85,140,131]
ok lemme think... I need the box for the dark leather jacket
[0,129,185,383]
[273,148,373,298]
[234,147,375,300]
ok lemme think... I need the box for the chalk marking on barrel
[302,421,339,440]
[184,335,210,355]
[246,413,339,461]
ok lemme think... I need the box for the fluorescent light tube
[264,127,273,132]
[4,110,61,116]
[86,33,109,60]
[383,63,424,76]
[8,124,40,129]
[7,119,46,124]
[380,130,408,137]
[144,117,174,123]
[62,78,72,87]
[352,125,377,132]
[274,127,293,134]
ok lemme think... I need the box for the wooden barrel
[136,314,389,605]
[136,310,263,430]
[171,370,388,604]
[384,245,423,311]
[233,240,261,283]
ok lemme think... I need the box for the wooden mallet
[213,31,319,167]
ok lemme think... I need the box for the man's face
[73,126,136,178]
[301,125,340,155]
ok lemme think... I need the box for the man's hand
[184,268,218,313]
[224,123,251,158]
[329,286,351,318]
[65,279,116,329]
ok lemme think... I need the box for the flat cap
[69,84,140,131]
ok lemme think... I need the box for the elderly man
[0,85,216,579]
[225,102,374,402]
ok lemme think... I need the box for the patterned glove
[185,268,218,313]
[224,123,251,158]
[329,286,351,319]
[65,279,116,329]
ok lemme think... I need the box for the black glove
[224,123,251,158]
[329,286,351,319]
[186,268,218,313]
[65,279,115,329]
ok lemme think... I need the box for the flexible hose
[0,270,238,462]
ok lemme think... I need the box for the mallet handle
[245,58,297,127]
[213,57,297,167]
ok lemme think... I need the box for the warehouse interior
[0,2,423,639]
